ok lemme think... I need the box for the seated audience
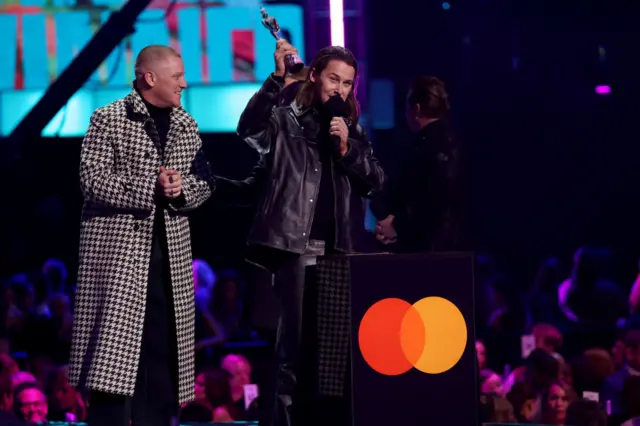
[532,380,575,425]
[602,329,640,415]
[480,369,506,397]
[221,353,257,420]
[566,399,608,426]
[507,382,539,423]
[0,368,25,425]
[14,381,48,424]
[558,246,626,328]
[621,375,640,426]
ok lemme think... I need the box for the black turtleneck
[140,95,172,280]
[139,95,178,375]
[308,105,336,247]
[143,98,172,156]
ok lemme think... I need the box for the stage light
[442,2,451,9]
[330,0,345,47]
[595,85,611,95]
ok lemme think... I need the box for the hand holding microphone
[329,117,349,157]
[325,95,350,157]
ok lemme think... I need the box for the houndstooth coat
[68,89,213,405]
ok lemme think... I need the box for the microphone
[325,94,348,119]
[324,95,349,155]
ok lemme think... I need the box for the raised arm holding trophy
[236,23,386,426]
[260,6,304,73]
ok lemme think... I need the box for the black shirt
[371,119,463,252]
[141,97,172,270]
[309,107,336,247]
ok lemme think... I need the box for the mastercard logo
[358,296,467,376]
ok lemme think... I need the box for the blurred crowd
[3,245,640,424]
[0,257,261,424]
[477,247,640,426]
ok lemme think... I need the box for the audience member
[533,381,575,425]
[211,272,248,341]
[558,247,626,328]
[46,365,86,421]
[566,399,608,426]
[0,368,25,425]
[602,329,640,415]
[621,375,640,426]
[221,353,255,419]
[480,393,517,423]
[476,339,487,370]
[13,381,48,424]
[480,369,506,397]
[507,382,539,423]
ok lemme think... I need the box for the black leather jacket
[236,74,386,254]
[371,119,464,252]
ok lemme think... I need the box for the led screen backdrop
[0,0,304,136]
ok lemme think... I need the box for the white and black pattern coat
[68,88,213,405]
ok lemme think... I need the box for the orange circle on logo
[358,297,467,375]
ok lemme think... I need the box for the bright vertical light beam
[330,0,345,47]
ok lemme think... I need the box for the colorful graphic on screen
[0,0,304,135]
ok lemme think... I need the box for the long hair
[294,46,360,123]
[532,380,576,424]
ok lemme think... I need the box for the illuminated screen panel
[0,0,304,136]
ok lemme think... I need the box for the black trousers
[87,233,179,426]
[254,240,328,426]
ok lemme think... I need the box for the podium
[315,252,478,426]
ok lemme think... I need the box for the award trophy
[260,6,304,73]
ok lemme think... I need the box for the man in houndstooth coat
[69,45,214,426]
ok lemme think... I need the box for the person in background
[532,381,574,425]
[193,259,217,307]
[372,76,464,252]
[557,246,626,327]
[0,368,25,426]
[621,376,640,426]
[479,369,506,398]
[565,399,608,426]
[480,394,516,423]
[179,369,236,422]
[193,260,226,365]
[476,339,487,370]
[532,323,563,353]
[11,372,36,389]
[220,354,254,420]
[46,365,86,422]
[14,381,48,424]
[627,256,640,317]
[0,354,19,377]
[602,329,640,416]
[204,369,237,422]
[507,382,539,423]
[210,271,247,341]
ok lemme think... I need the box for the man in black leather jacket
[372,76,464,252]
[236,40,385,426]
